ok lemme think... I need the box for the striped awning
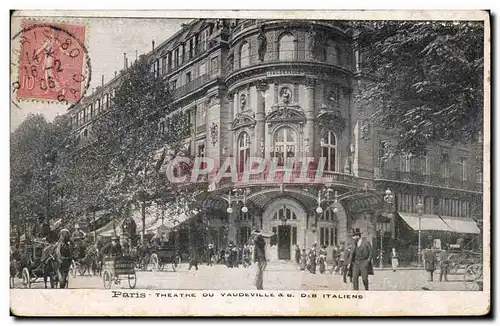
[398,213,480,234]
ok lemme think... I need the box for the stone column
[226,93,234,158]
[304,77,316,158]
[255,81,268,158]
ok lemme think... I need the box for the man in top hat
[252,229,267,290]
[207,244,215,267]
[347,228,374,290]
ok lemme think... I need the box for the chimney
[101,75,104,87]
[123,53,127,70]
[114,71,117,77]
[152,40,155,51]
[136,50,138,62]
[92,88,95,94]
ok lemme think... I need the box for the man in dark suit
[252,230,267,290]
[347,229,374,290]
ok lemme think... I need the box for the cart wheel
[22,268,30,289]
[103,271,112,289]
[150,254,159,271]
[78,263,87,276]
[464,264,482,291]
[128,272,137,289]
[172,255,180,272]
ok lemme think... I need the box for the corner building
[69,19,483,262]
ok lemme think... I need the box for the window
[422,151,430,176]
[240,41,250,68]
[278,33,294,61]
[168,53,172,70]
[159,121,165,135]
[83,129,88,137]
[238,132,251,173]
[199,61,207,76]
[211,56,219,75]
[272,127,296,167]
[321,131,337,172]
[200,29,209,51]
[188,38,194,59]
[186,71,192,84]
[272,206,297,220]
[320,227,337,247]
[89,105,94,119]
[458,157,468,181]
[161,56,167,75]
[174,48,180,67]
[197,104,206,126]
[291,226,297,246]
[326,40,339,64]
[400,154,411,173]
[170,79,177,90]
[198,144,205,158]
[441,153,450,178]
[379,141,388,169]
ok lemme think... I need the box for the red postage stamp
[16,21,86,103]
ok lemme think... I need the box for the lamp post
[222,188,251,244]
[415,199,424,267]
[315,185,338,244]
[381,188,394,269]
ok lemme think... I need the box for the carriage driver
[72,224,87,259]
[101,236,123,257]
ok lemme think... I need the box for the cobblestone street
[13,261,473,291]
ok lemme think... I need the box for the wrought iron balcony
[376,169,481,192]
[172,71,220,99]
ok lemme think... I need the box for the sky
[10,13,188,131]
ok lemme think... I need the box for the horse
[41,229,74,288]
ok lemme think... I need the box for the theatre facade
[69,19,483,261]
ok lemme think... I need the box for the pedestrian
[318,245,327,274]
[207,244,214,266]
[342,244,352,283]
[299,248,307,271]
[347,228,374,291]
[423,245,437,281]
[337,242,346,275]
[438,248,449,282]
[308,243,317,274]
[252,229,267,290]
[390,248,399,272]
[188,247,199,271]
[295,245,301,265]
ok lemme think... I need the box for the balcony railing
[226,49,353,76]
[215,169,357,188]
[376,169,482,192]
[172,71,220,99]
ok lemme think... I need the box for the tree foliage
[355,21,484,155]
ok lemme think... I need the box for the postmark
[11,20,91,107]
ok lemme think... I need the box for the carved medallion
[280,87,292,104]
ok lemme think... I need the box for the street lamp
[381,188,394,268]
[415,199,424,267]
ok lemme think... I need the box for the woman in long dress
[390,248,399,272]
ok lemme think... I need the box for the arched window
[272,127,296,166]
[278,33,294,61]
[238,132,251,173]
[240,41,250,68]
[326,40,339,65]
[272,206,297,220]
[321,131,337,172]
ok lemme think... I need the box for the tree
[87,54,200,243]
[355,21,484,155]
[10,113,73,240]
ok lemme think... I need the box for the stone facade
[68,19,483,260]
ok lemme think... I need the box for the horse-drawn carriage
[69,241,100,277]
[446,247,483,291]
[16,240,64,288]
[102,255,137,289]
[149,244,181,272]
